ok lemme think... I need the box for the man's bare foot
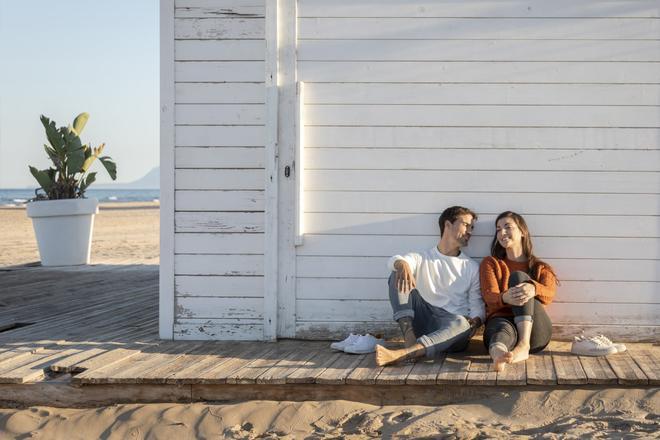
[375,343,425,367]
[375,345,401,366]
[509,343,530,363]
[489,345,513,372]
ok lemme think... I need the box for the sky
[0,0,159,188]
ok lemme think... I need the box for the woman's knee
[508,270,531,288]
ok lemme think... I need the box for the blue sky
[0,0,158,188]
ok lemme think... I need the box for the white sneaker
[594,334,627,353]
[343,334,384,354]
[571,335,617,356]
[330,333,360,351]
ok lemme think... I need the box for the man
[376,206,485,366]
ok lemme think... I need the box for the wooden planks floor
[0,264,657,406]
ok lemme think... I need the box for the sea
[0,188,160,207]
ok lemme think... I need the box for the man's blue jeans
[388,272,473,357]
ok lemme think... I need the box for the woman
[480,211,558,372]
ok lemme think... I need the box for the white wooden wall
[162,0,660,341]
[294,0,660,340]
[171,0,266,340]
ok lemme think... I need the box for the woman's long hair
[491,211,558,283]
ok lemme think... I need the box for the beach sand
[1,202,657,438]
[0,202,159,267]
[0,389,657,439]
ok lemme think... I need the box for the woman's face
[496,216,523,250]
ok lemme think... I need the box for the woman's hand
[394,260,416,293]
[502,282,536,306]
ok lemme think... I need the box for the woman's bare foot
[509,343,530,363]
[489,345,513,372]
[375,343,425,367]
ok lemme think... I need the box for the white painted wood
[304,170,660,194]
[295,81,305,246]
[176,104,264,125]
[299,61,660,83]
[305,127,660,150]
[160,0,176,340]
[296,278,660,304]
[263,0,278,341]
[176,0,263,8]
[176,83,264,104]
[176,125,265,147]
[175,232,264,254]
[299,40,660,62]
[298,18,660,40]
[176,40,265,61]
[177,296,263,319]
[304,191,660,216]
[176,212,264,233]
[296,256,660,282]
[176,147,265,169]
[303,213,660,238]
[175,17,264,39]
[295,299,659,326]
[175,254,264,275]
[176,275,264,298]
[298,0,660,18]
[297,235,660,260]
[550,303,659,326]
[176,3,264,19]
[176,61,264,82]
[174,320,263,341]
[305,83,660,106]
[276,0,300,338]
[306,149,660,172]
[176,169,264,190]
[305,105,660,128]
[175,190,264,211]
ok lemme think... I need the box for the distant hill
[95,167,159,189]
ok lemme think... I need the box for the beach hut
[159,0,660,341]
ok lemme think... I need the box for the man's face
[445,214,475,248]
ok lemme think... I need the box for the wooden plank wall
[295,0,660,339]
[173,0,266,340]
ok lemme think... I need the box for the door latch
[284,165,291,178]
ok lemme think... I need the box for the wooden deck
[0,264,657,407]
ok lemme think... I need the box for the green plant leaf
[62,128,85,174]
[40,115,64,153]
[72,112,89,136]
[79,172,97,193]
[29,166,55,192]
[99,156,117,180]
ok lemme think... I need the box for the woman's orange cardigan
[479,256,557,320]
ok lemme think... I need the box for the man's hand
[502,282,536,306]
[394,259,416,293]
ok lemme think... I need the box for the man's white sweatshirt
[388,246,485,321]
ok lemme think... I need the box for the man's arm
[387,253,421,293]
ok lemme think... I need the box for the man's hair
[438,206,477,236]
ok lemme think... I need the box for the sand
[0,389,657,439]
[0,202,159,267]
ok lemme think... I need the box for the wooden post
[159,0,175,340]
[263,0,279,340]
[276,0,299,338]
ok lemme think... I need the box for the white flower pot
[26,198,99,266]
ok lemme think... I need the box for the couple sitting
[376,206,558,372]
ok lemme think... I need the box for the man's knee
[508,270,531,287]
[388,271,397,286]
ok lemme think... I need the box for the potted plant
[26,112,117,266]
